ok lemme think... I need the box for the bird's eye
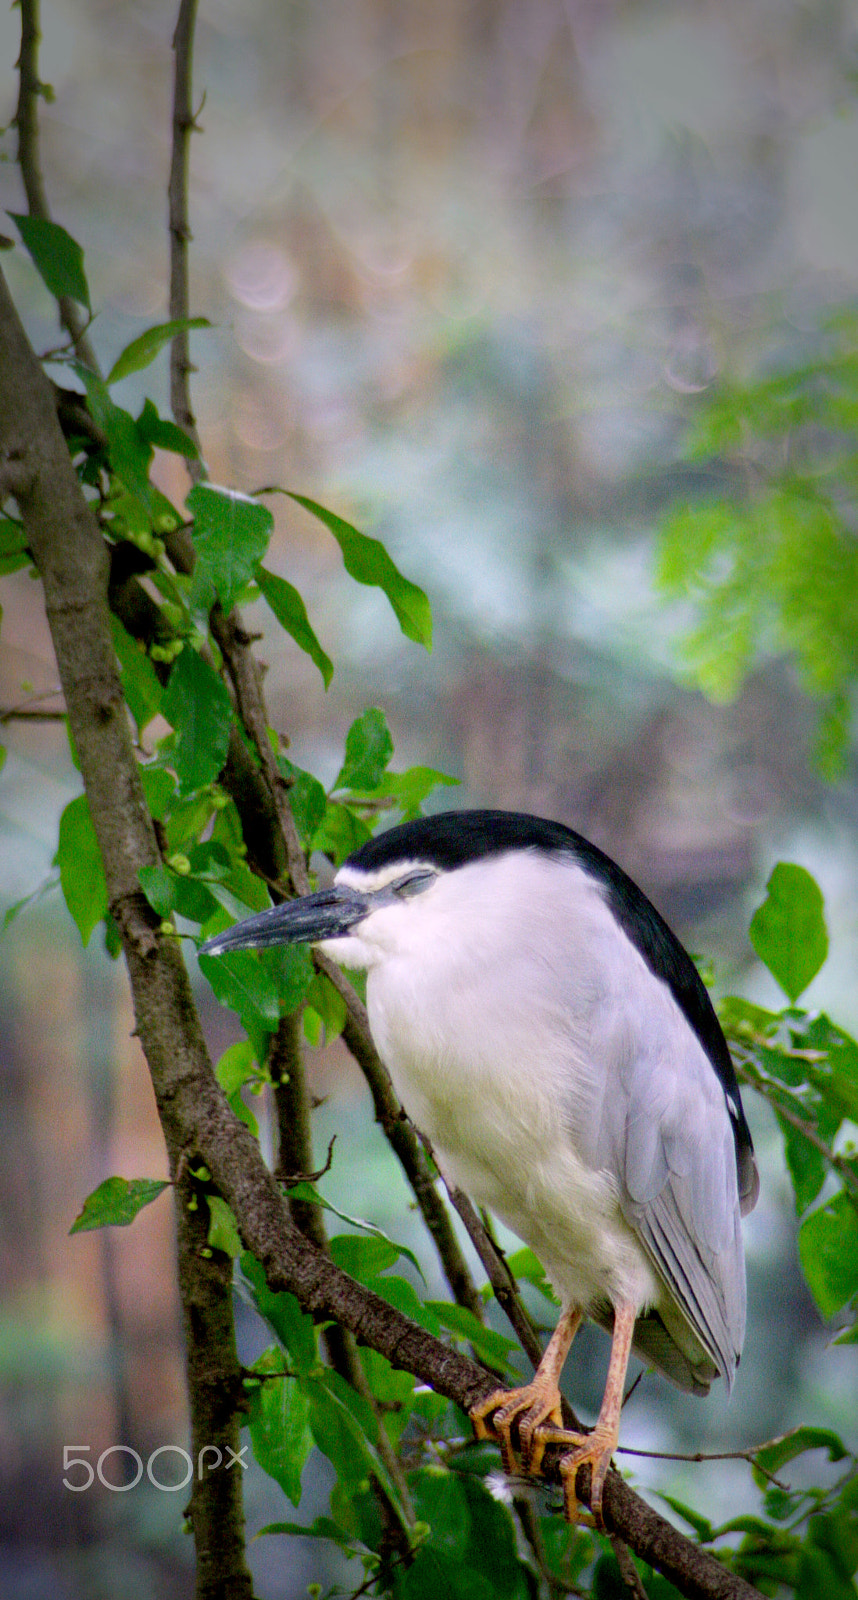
[392,869,437,899]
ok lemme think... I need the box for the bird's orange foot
[470,1379,563,1476]
[531,1417,619,1528]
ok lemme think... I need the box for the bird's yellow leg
[531,1299,637,1527]
[470,1304,583,1475]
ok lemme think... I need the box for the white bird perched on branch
[202,809,759,1524]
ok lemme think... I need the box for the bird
[201,808,759,1524]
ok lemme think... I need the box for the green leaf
[246,1347,313,1505]
[162,647,232,794]
[77,369,157,516]
[333,707,394,792]
[278,759,327,851]
[364,1274,440,1333]
[426,1302,519,1373]
[410,1466,471,1559]
[329,1234,400,1280]
[199,949,281,1032]
[798,1193,858,1318]
[206,1195,242,1258]
[658,1494,716,1542]
[240,1253,318,1375]
[106,317,211,385]
[137,863,176,917]
[260,943,315,1013]
[312,799,372,864]
[9,213,90,310]
[257,566,333,687]
[0,516,30,574]
[256,1514,357,1546]
[139,765,176,820]
[778,1114,827,1215]
[399,1470,530,1600]
[378,764,459,821]
[110,614,163,732]
[136,398,200,460]
[287,492,432,648]
[215,1040,260,1135]
[749,863,828,1001]
[70,1175,169,1234]
[302,972,347,1046]
[188,483,273,614]
[307,1370,412,1530]
[752,1427,849,1488]
[215,1039,257,1098]
[286,1185,424,1279]
[56,793,108,946]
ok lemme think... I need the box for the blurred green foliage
[659,312,858,775]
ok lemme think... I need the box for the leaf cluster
[658,313,858,774]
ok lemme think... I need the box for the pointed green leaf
[56,793,108,945]
[798,1193,858,1318]
[333,707,393,792]
[137,398,200,460]
[110,614,163,732]
[240,1252,318,1375]
[188,483,273,613]
[749,862,828,1001]
[106,317,211,385]
[286,1185,424,1278]
[206,1195,242,1258]
[377,764,459,820]
[77,369,158,516]
[137,863,177,917]
[426,1302,519,1373]
[752,1427,848,1486]
[0,516,30,574]
[247,1347,313,1505]
[10,213,90,310]
[278,759,328,851]
[70,1175,169,1233]
[287,492,432,648]
[162,647,232,794]
[199,949,281,1031]
[256,565,333,687]
[215,1040,260,1135]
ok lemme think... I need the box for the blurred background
[1,0,858,1595]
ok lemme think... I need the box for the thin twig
[444,1180,545,1371]
[609,1534,650,1600]
[168,0,204,470]
[0,706,65,722]
[14,0,98,371]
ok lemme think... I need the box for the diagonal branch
[0,261,763,1600]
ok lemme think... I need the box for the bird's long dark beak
[200,884,371,957]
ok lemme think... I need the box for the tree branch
[169,0,204,467]
[0,261,763,1600]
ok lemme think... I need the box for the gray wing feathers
[619,1047,747,1387]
